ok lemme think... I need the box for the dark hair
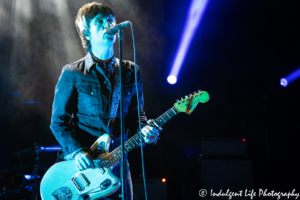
[75,2,115,52]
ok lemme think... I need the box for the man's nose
[103,20,111,29]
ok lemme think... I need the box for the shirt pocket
[77,81,102,116]
[123,84,136,110]
[125,84,135,97]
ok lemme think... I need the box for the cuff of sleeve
[63,148,82,160]
[61,141,85,157]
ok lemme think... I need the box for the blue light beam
[168,0,209,84]
[280,67,300,87]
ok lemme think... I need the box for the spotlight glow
[280,78,288,87]
[24,175,41,180]
[281,67,300,87]
[168,0,209,84]
[167,75,177,84]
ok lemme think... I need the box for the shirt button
[90,91,95,95]
[128,91,130,95]
[104,80,109,84]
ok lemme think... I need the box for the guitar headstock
[174,90,209,114]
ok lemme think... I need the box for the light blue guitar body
[40,134,120,200]
[40,90,210,199]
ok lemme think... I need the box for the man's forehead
[92,13,115,21]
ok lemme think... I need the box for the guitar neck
[100,107,178,168]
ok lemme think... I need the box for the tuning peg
[185,95,188,98]
[181,97,183,100]
[198,90,202,92]
[189,94,192,96]
[193,92,197,94]
[176,99,179,102]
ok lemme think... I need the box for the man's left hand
[141,125,160,144]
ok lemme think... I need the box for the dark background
[1,0,300,199]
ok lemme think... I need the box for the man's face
[87,13,116,47]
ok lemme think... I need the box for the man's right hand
[74,151,94,171]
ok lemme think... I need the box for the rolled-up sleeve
[50,66,83,155]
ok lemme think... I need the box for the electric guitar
[40,90,210,200]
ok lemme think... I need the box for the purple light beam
[168,0,210,84]
[280,67,300,87]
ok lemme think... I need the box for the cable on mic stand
[115,21,148,200]
[129,22,149,200]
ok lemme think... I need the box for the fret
[166,112,170,118]
[127,139,134,148]
[154,107,178,127]
[102,106,179,167]
[170,107,177,115]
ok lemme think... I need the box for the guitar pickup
[71,177,85,192]
[79,173,90,186]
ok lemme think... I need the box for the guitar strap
[110,64,120,119]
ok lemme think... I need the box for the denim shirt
[50,52,147,156]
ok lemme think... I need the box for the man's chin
[104,33,116,39]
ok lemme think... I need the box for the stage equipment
[132,179,167,200]
[106,21,130,35]
[180,138,252,200]
[10,144,61,200]
[280,67,300,87]
[200,138,252,198]
[40,91,209,200]
[11,145,61,157]
[168,0,209,84]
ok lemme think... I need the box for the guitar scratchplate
[51,187,72,200]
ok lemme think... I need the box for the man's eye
[97,19,103,24]
[108,19,114,24]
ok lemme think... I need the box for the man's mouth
[105,33,115,38]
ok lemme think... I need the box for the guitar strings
[84,109,176,177]
[56,108,179,197]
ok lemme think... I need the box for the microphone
[106,21,130,35]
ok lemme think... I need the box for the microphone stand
[118,30,126,200]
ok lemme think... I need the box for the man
[50,2,160,200]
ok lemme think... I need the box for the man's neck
[91,45,114,64]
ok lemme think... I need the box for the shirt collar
[85,52,95,72]
[84,52,133,74]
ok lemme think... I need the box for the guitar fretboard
[97,107,178,168]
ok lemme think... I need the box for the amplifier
[201,138,246,156]
[132,180,168,200]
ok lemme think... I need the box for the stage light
[9,93,21,95]
[162,178,166,183]
[242,139,246,142]
[22,101,39,104]
[168,0,209,84]
[280,78,288,87]
[281,67,300,87]
[167,75,177,84]
[24,175,41,180]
